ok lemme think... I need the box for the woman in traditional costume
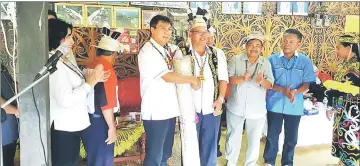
[324,35,360,166]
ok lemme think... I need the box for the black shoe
[217,150,222,157]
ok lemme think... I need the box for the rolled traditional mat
[173,55,200,166]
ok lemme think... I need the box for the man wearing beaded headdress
[182,7,229,166]
[323,35,360,166]
[82,25,124,166]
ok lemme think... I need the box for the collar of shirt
[279,51,299,57]
[150,38,166,55]
[188,44,212,57]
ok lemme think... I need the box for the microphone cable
[31,74,48,166]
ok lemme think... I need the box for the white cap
[96,36,122,52]
[95,28,124,52]
[190,16,207,30]
[246,31,265,44]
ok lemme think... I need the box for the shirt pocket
[273,67,286,85]
[235,60,244,76]
[291,67,303,87]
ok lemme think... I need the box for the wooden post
[17,2,51,166]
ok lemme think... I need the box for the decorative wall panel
[1,2,359,79]
[0,21,17,76]
[209,2,359,75]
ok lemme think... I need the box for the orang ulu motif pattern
[2,2,353,79]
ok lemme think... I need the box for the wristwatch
[218,97,225,103]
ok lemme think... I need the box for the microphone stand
[0,61,57,110]
[1,57,58,166]
[0,60,57,166]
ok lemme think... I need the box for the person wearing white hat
[81,26,123,166]
[138,15,200,166]
[181,7,229,166]
[225,32,274,166]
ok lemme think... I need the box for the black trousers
[217,107,228,151]
[2,141,17,166]
[51,123,83,166]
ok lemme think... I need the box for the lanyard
[150,41,173,70]
[245,59,260,79]
[190,49,209,81]
[191,49,208,72]
[61,56,85,79]
[281,56,296,70]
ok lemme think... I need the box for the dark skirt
[331,104,360,166]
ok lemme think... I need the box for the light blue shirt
[266,52,316,116]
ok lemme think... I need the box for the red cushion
[118,77,141,108]
[318,72,332,82]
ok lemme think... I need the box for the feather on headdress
[187,7,212,30]
[96,23,125,53]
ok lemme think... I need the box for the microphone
[37,45,69,77]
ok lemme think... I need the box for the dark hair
[149,15,173,29]
[339,35,360,62]
[48,19,73,51]
[96,48,115,56]
[48,9,57,19]
[284,29,303,42]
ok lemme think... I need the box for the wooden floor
[15,128,339,166]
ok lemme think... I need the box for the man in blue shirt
[263,29,316,166]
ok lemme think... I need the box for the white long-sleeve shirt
[49,53,92,132]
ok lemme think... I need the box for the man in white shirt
[138,15,200,166]
[183,7,229,166]
[225,32,274,166]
